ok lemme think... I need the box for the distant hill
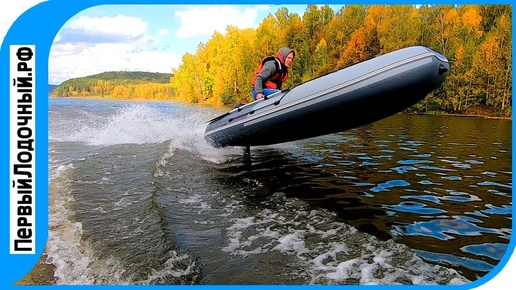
[79,71,173,83]
[52,71,174,98]
[57,71,173,86]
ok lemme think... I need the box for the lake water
[47,97,512,285]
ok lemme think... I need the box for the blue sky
[46,4,344,84]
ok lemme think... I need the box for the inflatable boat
[204,46,449,148]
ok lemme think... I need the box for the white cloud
[56,15,147,44]
[159,28,169,36]
[49,14,179,84]
[18,5,275,84]
[174,5,262,38]
[48,5,272,84]
[49,40,181,84]
[70,14,147,38]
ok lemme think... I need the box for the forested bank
[51,71,175,100]
[53,4,512,117]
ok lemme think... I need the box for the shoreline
[405,111,512,121]
[49,95,511,120]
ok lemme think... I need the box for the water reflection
[214,114,511,281]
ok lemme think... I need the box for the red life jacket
[251,56,288,90]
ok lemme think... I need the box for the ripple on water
[384,201,446,215]
[370,179,410,192]
[401,195,442,205]
[461,243,509,261]
[393,216,501,240]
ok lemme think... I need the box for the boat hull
[204,46,449,148]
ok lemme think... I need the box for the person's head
[276,47,295,68]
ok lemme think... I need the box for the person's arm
[254,61,277,99]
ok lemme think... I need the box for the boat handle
[438,64,448,75]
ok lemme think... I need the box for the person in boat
[251,47,295,101]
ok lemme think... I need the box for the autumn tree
[378,5,421,52]
[164,4,510,117]
[327,5,367,69]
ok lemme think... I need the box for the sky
[1,0,337,85]
[48,4,301,84]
